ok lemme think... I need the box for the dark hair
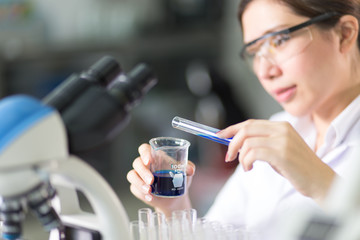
[238,0,360,46]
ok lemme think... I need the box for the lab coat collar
[325,94,360,149]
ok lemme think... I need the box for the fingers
[241,147,274,171]
[127,167,153,202]
[223,120,294,172]
[219,120,284,163]
[132,156,153,185]
[238,136,275,171]
[126,143,154,203]
[129,180,153,202]
[138,143,152,165]
[217,119,268,138]
[186,161,196,177]
[222,120,263,162]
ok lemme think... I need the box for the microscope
[0,56,157,240]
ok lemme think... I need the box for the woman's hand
[126,143,196,217]
[217,119,336,204]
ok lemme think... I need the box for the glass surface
[172,116,232,145]
[149,137,190,198]
[240,12,339,71]
[245,28,312,71]
[131,208,248,240]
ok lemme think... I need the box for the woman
[127,0,360,237]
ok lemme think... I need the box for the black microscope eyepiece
[108,63,157,111]
[82,55,122,85]
[43,56,123,112]
[42,55,157,154]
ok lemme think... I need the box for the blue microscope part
[2,233,21,240]
[0,95,54,153]
[172,116,232,146]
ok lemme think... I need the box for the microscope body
[0,56,157,240]
[0,95,131,240]
[0,95,68,239]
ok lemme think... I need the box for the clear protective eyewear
[240,12,340,71]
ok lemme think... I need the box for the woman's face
[242,0,350,117]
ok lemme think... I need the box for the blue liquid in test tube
[172,116,232,145]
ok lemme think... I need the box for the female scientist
[127,0,360,236]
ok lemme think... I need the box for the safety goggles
[240,12,340,71]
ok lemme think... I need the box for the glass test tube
[185,208,197,231]
[138,208,153,240]
[172,116,232,145]
[138,208,153,227]
[134,207,246,240]
[152,212,168,240]
[129,220,141,240]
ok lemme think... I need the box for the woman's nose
[256,56,281,80]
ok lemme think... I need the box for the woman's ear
[336,15,359,53]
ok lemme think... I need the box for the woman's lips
[273,86,296,103]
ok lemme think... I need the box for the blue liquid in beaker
[151,170,185,197]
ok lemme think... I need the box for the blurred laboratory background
[0,0,282,238]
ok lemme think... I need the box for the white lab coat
[205,95,360,238]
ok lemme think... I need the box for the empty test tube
[132,208,247,240]
[138,208,153,240]
[138,208,153,227]
[129,220,141,240]
[172,116,232,145]
[152,212,168,240]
